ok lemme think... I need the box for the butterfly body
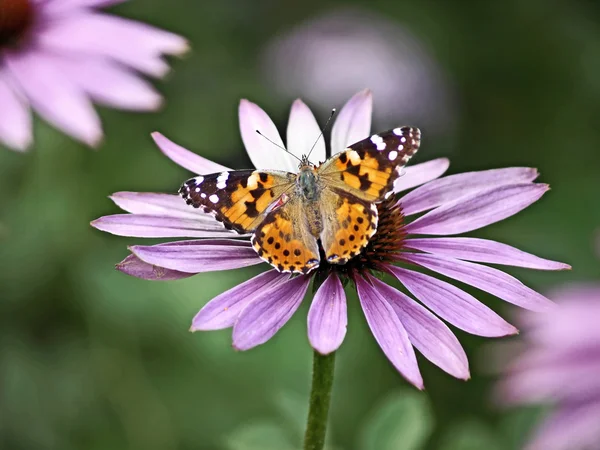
[180,126,421,274]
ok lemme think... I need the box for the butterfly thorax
[297,164,320,201]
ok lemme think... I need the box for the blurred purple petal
[401,253,555,312]
[307,273,347,355]
[0,71,31,150]
[393,158,450,193]
[39,12,188,77]
[369,275,469,380]
[129,239,261,273]
[91,214,235,238]
[116,254,193,280]
[405,183,549,236]
[192,270,289,331]
[400,167,539,216]
[110,192,210,219]
[151,132,230,174]
[404,237,571,270]
[239,99,297,172]
[287,99,325,164]
[5,50,102,146]
[232,276,311,350]
[58,57,161,110]
[330,89,372,155]
[389,266,518,337]
[356,276,423,388]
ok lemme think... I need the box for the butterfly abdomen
[297,166,320,201]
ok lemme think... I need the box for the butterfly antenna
[306,108,336,161]
[255,130,302,163]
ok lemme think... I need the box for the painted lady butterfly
[179,127,420,274]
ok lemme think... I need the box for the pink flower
[0,0,188,151]
[496,284,600,450]
[92,90,570,389]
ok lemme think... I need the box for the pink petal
[368,275,470,380]
[400,167,539,216]
[239,99,297,172]
[286,99,325,165]
[401,253,555,312]
[151,132,230,174]
[404,237,571,270]
[389,266,518,337]
[0,71,31,150]
[91,214,234,238]
[405,183,549,236]
[129,239,261,273]
[330,89,372,155]
[393,158,450,193]
[109,192,209,219]
[116,254,193,280]
[355,276,423,389]
[57,57,161,110]
[38,12,188,77]
[5,50,102,146]
[307,273,347,355]
[191,270,290,331]
[232,275,311,350]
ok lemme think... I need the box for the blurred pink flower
[0,0,188,151]
[497,284,600,450]
[261,9,455,136]
[92,91,570,389]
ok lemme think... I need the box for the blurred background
[1,1,600,449]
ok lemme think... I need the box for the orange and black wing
[179,169,295,234]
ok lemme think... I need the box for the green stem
[304,351,336,450]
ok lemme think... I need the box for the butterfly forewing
[179,170,295,233]
[318,126,421,203]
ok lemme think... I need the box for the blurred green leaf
[438,420,505,450]
[224,421,294,450]
[360,390,434,450]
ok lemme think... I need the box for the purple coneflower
[92,90,569,389]
[0,0,187,151]
[496,284,600,450]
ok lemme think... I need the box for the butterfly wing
[319,188,378,264]
[318,126,421,202]
[251,195,320,274]
[179,169,296,234]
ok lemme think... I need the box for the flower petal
[401,253,555,312]
[400,167,540,216]
[129,239,261,273]
[389,266,518,337]
[151,132,230,174]
[393,158,450,193]
[330,89,372,155]
[91,214,235,238]
[404,237,571,270]
[116,254,193,280]
[5,50,102,146]
[109,192,209,219]
[232,275,311,350]
[57,57,162,110]
[0,71,31,150]
[239,99,297,172]
[287,99,325,165]
[191,270,289,331]
[356,276,423,389]
[307,273,347,355]
[405,183,549,236]
[368,276,469,380]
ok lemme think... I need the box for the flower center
[0,0,34,49]
[314,198,407,282]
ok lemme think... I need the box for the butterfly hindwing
[251,195,320,274]
[318,126,421,202]
[319,188,378,264]
[179,170,295,233]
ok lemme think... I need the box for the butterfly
[179,126,421,274]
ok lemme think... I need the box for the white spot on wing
[216,172,229,189]
[209,194,219,204]
[200,193,206,199]
[348,150,361,165]
[195,176,204,185]
[195,187,200,192]
[400,137,407,143]
[388,150,398,161]
[376,142,386,151]
[393,128,403,136]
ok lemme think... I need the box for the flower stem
[304,351,336,450]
